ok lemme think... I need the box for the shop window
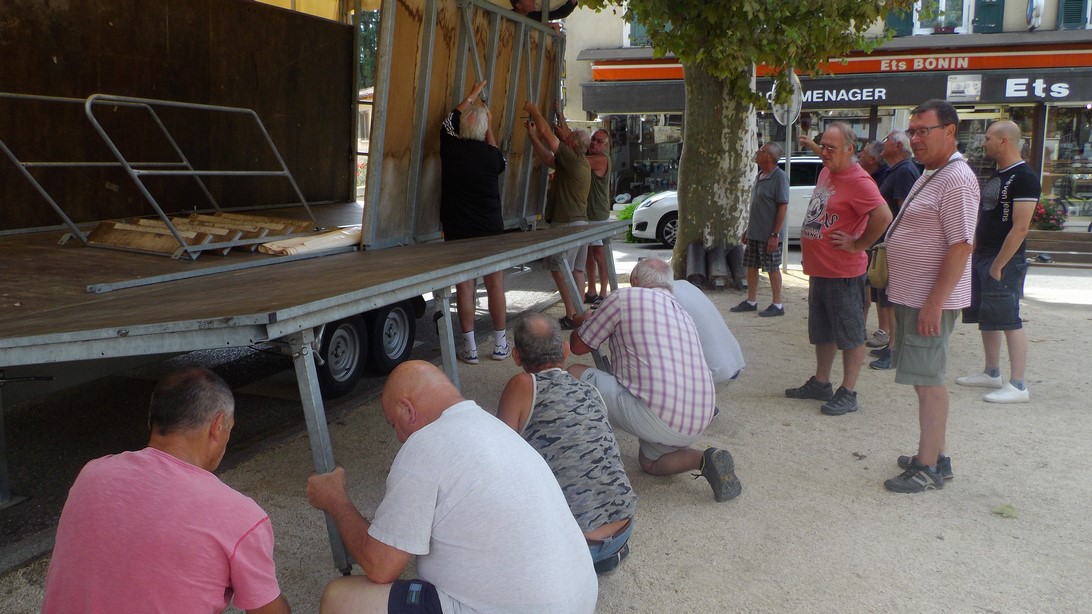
[887,0,972,35]
[1042,106,1092,218]
[1057,0,1090,29]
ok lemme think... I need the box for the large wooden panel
[0,0,353,232]
[364,0,559,246]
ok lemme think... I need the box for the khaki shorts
[892,304,958,387]
[546,221,589,272]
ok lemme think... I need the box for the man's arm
[989,199,1036,279]
[455,80,486,115]
[766,202,788,253]
[525,122,556,169]
[569,329,594,355]
[831,204,892,252]
[918,241,974,336]
[307,467,412,584]
[497,373,534,432]
[247,595,291,614]
[524,101,560,153]
[553,100,572,142]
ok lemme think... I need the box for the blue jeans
[588,520,634,563]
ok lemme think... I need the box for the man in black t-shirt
[957,120,1040,404]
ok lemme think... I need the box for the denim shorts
[588,519,634,563]
[389,579,442,613]
[962,253,1027,331]
[807,275,867,350]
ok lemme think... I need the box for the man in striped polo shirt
[884,99,980,494]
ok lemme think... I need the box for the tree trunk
[672,63,756,280]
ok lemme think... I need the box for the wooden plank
[86,222,215,256]
[213,212,315,233]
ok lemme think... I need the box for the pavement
[2,238,1091,612]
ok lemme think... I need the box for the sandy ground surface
[2,257,1090,612]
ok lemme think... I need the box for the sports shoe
[866,329,890,348]
[558,315,577,330]
[955,371,1003,389]
[884,459,944,493]
[491,343,511,361]
[785,376,834,401]
[820,386,858,415]
[698,447,742,502]
[869,349,892,370]
[729,300,758,312]
[457,349,479,365]
[593,542,630,575]
[870,346,887,358]
[983,382,1030,404]
[897,454,954,480]
[584,292,600,305]
[758,304,784,317]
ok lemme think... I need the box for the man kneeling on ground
[307,360,597,614]
[498,313,638,574]
[568,258,742,502]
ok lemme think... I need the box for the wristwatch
[770,232,779,238]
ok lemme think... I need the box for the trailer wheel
[366,301,416,374]
[316,316,367,399]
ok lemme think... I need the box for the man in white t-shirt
[307,360,597,614]
[672,279,745,385]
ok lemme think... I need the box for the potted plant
[933,14,959,34]
[1032,199,1068,231]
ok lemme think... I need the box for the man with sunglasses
[883,99,979,494]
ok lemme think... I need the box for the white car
[630,156,822,248]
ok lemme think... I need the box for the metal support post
[558,263,609,373]
[286,331,352,573]
[603,236,619,293]
[435,286,461,390]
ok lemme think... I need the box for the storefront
[578,31,1092,221]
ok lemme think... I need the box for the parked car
[630,156,823,248]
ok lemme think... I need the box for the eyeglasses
[818,143,842,153]
[905,125,946,139]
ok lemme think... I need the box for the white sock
[494,329,507,349]
[462,331,477,353]
[773,303,783,309]
[747,300,757,306]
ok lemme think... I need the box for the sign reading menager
[759,68,1092,109]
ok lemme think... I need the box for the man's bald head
[984,120,1024,166]
[381,360,464,442]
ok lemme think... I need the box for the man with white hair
[440,80,511,365]
[568,258,742,503]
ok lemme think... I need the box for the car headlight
[636,200,653,209]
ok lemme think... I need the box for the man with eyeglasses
[883,99,979,494]
[786,122,892,416]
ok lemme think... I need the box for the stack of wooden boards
[86,212,316,257]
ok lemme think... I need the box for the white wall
[562,6,626,120]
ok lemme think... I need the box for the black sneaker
[785,376,834,401]
[729,300,758,312]
[869,352,892,370]
[870,346,887,358]
[593,542,630,575]
[699,447,742,502]
[884,459,944,493]
[758,304,785,317]
[897,454,954,480]
[820,386,858,415]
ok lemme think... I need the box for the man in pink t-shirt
[786,122,892,416]
[42,368,289,614]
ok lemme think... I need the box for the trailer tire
[316,316,367,399]
[366,301,416,375]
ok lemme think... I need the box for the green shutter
[629,19,650,46]
[1058,0,1089,29]
[887,7,915,36]
[973,0,1004,33]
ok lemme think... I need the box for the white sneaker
[955,372,1003,389]
[983,383,1030,404]
[457,349,479,365]
[866,329,890,348]
[491,343,511,361]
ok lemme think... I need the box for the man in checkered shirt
[568,258,742,503]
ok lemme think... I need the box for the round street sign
[772,71,803,126]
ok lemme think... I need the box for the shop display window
[1042,106,1092,218]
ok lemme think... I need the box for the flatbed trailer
[0,0,607,571]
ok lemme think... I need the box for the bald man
[307,361,597,614]
[957,120,1040,404]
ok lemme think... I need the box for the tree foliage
[580,0,915,107]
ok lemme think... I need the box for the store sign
[1002,77,1071,99]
